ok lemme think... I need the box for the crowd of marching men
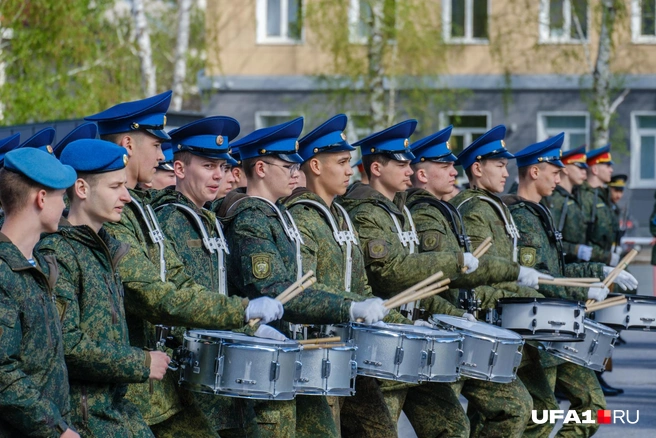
[0,89,639,438]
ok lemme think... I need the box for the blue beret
[586,145,613,166]
[410,125,457,164]
[169,116,239,161]
[354,120,417,161]
[514,133,565,168]
[0,133,21,167]
[85,90,172,141]
[59,139,129,174]
[52,123,98,158]
[4,148,77,189]
[19,128,56,155]
[298,114,355,162]
[561,144,588,169]
[232,117,304,163]
[456,125,514,169]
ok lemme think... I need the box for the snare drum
[179,330,301,400]
[493,298,585,342]
[296,343,357,396]
[591,293,656,331]
[544,319,617,372]
[430,315,524,383]
[351,323,462,383]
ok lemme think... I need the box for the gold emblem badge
[123,154,129,166]
[341,132,347,141]
[446,141,451,150]
[295,141,299,151]
[131,123,140,130]
[260,149,267,155]
[501,140,506,148]
[252,254,272,279]
[313,147,319,153]
[178,144,182,150]
[46,145,53,154]
[404,139,409,148]
[163,115,167,127]
[368,240,389,259]
[216,136,224,146]
[519,247,537,267]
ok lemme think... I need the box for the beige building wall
[206,0,656,77]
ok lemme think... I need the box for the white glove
[254,325,288,341]
[245,297,284,324]
[609,252,620,267]
[462,252,480,274]
[602,266,639,291]
[587,283,609,302]
[463,313,477,322]
[414,320,433,327]
[517,266,554,289]
[350,298,389,324]
[577,245,592,261]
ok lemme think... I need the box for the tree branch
[609,88,630,114]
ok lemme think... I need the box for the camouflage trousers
[254,395,339,438]
[340,376,397,438]
[195,394,261,438]
[70,394,153,438]
[451,377,532,438]
[150,400,219,438]
[544,362,606,438]
[382,381,469,438]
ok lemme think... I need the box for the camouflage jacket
[283,188,408,324]
[450,188,543,298]
[504,195,605,302]
[37,223,151,430]
[0,233,71,437]
[545,185,605,263]
[406,188,523,310]
[152,188,227,293]
[104,188,250,425]
[337,184,465,316]
[220,189,352,324]
[579,181,619,264]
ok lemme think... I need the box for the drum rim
[497,297,584,307]
[430,315,525,341]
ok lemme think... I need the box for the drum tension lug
[532,304,537,315]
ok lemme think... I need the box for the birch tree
[132,0,156,96]
[171,0,192,111]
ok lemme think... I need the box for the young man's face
[476,158,509,193]
[425,161,458,197]
[217,164,236,198]
[564,163,587,185]
[535,164,561,197]
[83,169,131,225]
[131,133,164,184]
[316,151,353,197]
[610,188,624,204]
[42,189,67,233]
[175,155,226,207]
[593,163,613,183]
[260,156,300,199]
[148,169,176,190]
[378,159,413,194]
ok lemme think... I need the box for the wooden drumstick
[301,343,346,350]
[276,271,315,303]
[278,278,317,305]
[248,276,317,327]
[384,271,444,309]
[461,237,493,273]
[586,297,627,314]
[388,280,451,309]
[297,336,341,345]
[586,294,627,310]
[602,249,638,288]
[539,278,599,288]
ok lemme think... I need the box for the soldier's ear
[74,178,89,200]
[173,160,185,179]
[530,165,540,180]
[253,160,267,178]
[470,161,483,178]
[370,161,383,177]
[416,167,428,184]
[307,157,321,176]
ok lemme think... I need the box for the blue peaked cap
[4,148,77,189]
[157,142,175,171]
[0,133,21,167]
[298,114,355,162]
[19,128,56,155]
[514,133,565,168]
[456,125,513,169]
[410,125,457,164]
[169,116,240,162]
[60,139,129,174]
[85,90,172,140]
[232,117,304,163]
[354,120,417,162]
[53,123,98,158]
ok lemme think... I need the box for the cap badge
[341,132,347,141]
[295,141,299,151]
[446,141,451,150]
[313,147,319,153]
[216,136,224,146]
[260,149,267,155]
[404,139,409,148]
[131,123,140,130]
[123,154,129,166]
[163,115,167,127]
[46,145,53,154]
[501,140,506,148]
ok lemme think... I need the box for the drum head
[186,330,298,347]
[431,315,523,341]
[497,297,583,308]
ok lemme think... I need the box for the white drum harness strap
[130,196,167,281]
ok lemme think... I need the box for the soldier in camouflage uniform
[407,126,535,438]
[282,115,412,438]
[38,139,172,437]
[221,117,388,438]
[503,134,610,438]
[450,125,558,438]
[579,146,621,266]
[85,91,284,438]
[151,117,260,438]
[0,148,80,437]
[542,145,592,263]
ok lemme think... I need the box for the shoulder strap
[526,200,566,272]
[131,196,167,281]
[407,197,471,251]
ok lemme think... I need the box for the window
[630,112,656,188]
[256,0,303,44]
[537,112,589,151]
[348,0,396,44]
[443,0,489,44]
[255,111,302,130]
[538,0,588,43]
[632,0,656,43]
[440,112,490,176]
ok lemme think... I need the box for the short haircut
[0,168,50,216]
[518,162,548,180]
[362,153,392,179]
[173,151,194,166]
[410,162,428,185]
[242,154,284,179]
[100,132,126,145]
[464,166,474,181]
[65,172,102,202]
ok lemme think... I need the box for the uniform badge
[368,239,389,259]
[519,247,537,267]
[421,232,440,251]
[216,135,224,146]
[252,254,272,279]
[46,145,54,154]
[123,154,129,166]
[341,132,347,141]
